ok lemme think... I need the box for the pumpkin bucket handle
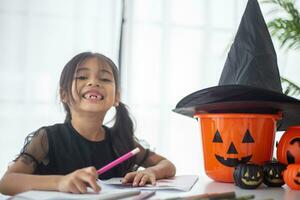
[274,112,282,121]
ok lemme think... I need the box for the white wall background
[0,0,299,177]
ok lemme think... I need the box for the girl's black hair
[59,52,135,174]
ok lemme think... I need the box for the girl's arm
[0,160,100,196]
[141,152,176,179]
[0,161,61,195]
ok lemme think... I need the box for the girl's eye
[100,78,112,82]
[76,76,87,80]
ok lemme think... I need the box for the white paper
[100,175,199,192]
[12,187,140,200]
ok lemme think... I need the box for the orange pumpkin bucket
[194,113,281,183]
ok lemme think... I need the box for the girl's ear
[114,91,120,107]
[60,88,68,103]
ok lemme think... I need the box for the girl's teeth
[83,93,103,100]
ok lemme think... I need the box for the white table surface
[0,194,8,200]
[1,175,300,200]
[148,176,300,200]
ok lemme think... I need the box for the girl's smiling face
[68,57,119,114]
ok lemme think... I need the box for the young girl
[0,52,176,195]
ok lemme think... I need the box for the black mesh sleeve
[14,127,49,169]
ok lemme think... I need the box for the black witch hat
[173,0,300,131]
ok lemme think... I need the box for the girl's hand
[57,167,100,194]
[122,169,156,187]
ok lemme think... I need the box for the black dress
[17,122,144,180]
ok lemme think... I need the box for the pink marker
[97,147,140,175]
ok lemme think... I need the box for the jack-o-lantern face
[277,126,300,165]
[263,161,286,187]
[234,163,263,189]
[286,138,300,164]
[283,164,300,190]
[213,129,254,167]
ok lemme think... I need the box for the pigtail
[110,102,136,175]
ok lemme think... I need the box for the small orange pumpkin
[277,126,300,164]
[283,164,300,190]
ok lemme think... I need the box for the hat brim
[173,85,300,131]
